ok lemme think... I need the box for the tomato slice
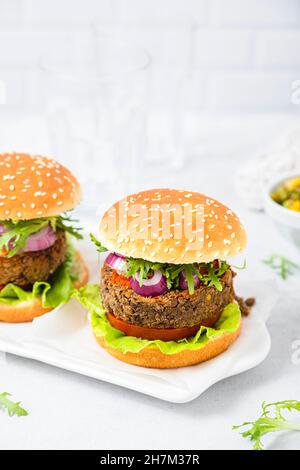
[107,312,200,341]
[110,270,131,288]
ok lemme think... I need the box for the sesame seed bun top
[99,188,247,264]
[0,152,81,220]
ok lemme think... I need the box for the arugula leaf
[0,213,83,257]
[89,230,231,293]
[0,392,28,417]
[200,260,229,292]
[125,257,230,294]
[90,234,108,253]
[263,254,299,280]
[126,258,164,287]
[56,214,83,240]
[231,259,247,270]
[184,264,197,294]
[89,234,230,294]
[0,218,49,257]
[233,400,300,450]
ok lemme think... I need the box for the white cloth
[235,127,300,211]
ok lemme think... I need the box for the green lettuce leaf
[0,245,76,309]
[74,284,241,355]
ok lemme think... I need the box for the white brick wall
[194,30,252,67]
[211,0,300,26]
[257,31,300,66]
[210,71,295,111]
[0,0,300,111]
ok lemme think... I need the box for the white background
[1,0,300,112]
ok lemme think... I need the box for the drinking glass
[40,31,150,216]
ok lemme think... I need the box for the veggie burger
[80,188,248,369]
[0,152,88,323]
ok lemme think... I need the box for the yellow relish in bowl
[271,177,300,212]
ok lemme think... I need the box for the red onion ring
[106,252,128,275]
[25,225,56,252]
[130,270,168,297]
[0,224,56,253]
[179,270,200,291]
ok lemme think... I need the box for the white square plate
[0,240,274,403]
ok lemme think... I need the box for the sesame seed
[9,184,14,191]
[208,241,213,248]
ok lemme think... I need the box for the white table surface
[0,112,300,450]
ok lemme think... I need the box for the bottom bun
[94,320,241,369]
[0,250,88,323]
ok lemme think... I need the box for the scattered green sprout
[233,400,300,450]
[0,392,28,417]
[263,254,299,280]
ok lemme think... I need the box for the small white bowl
[263,172,300,247]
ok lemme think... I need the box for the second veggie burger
[0,152,88,322]
[80,188,248,369]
